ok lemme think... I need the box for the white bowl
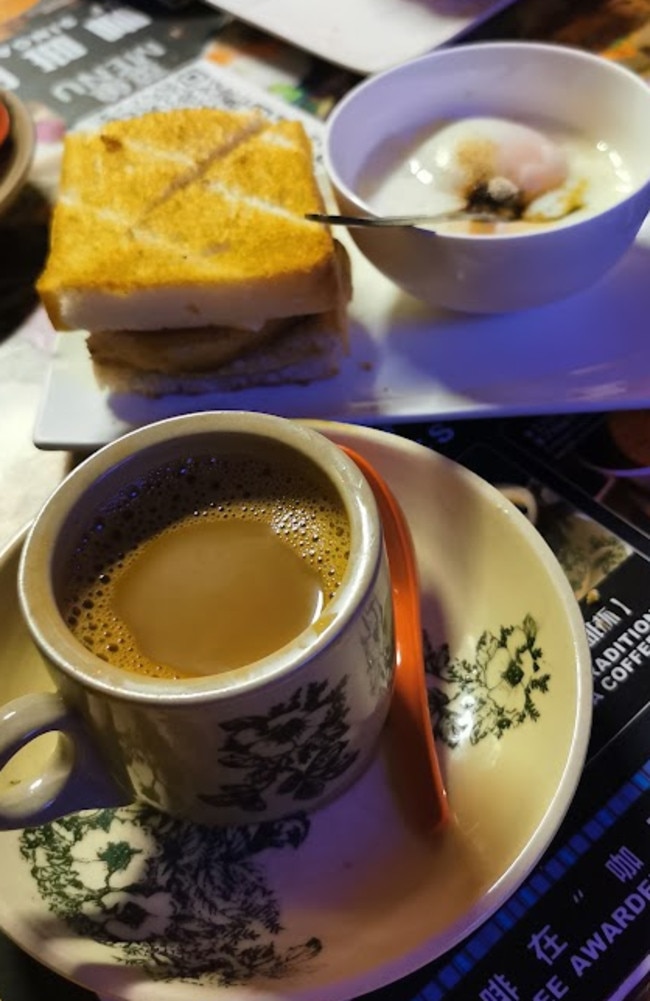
[324,42,650,313]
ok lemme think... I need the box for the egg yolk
[424,116,568,203]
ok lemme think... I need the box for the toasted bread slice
[87,319,289,375]
[38,108,267,329]
[88,309,348,397]
[37,110,342,333]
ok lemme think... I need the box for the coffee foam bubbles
[61,451,350,679]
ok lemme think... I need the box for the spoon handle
[340,445,449,836]
[305,210,496,228]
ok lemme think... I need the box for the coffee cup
[0,412,394,829]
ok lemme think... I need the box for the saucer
[0,423,592,1001]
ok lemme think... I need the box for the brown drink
[61,446,350,679]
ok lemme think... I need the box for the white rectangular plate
[203,0,519,74]
[32,56,650,453]
[34,215,650,453]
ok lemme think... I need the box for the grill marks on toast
[57,109,267,236]
[202,182,320,227]
[141,120,335,280]
[136,111,268,220]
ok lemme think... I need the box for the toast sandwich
[37,108,351,395]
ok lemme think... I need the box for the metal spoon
[340,444,449,836]
[305,209,502,229]
[307,177,522,229]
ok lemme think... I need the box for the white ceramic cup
[0,412,394,829]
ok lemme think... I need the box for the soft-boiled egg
[361,112,634,234]
[412,116,569,205]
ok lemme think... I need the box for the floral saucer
[0,422,592,1001]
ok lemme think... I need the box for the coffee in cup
[0,412,395,829]
[60,446,350,679]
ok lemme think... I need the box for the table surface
[1,2,650,1000]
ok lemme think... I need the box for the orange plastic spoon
[341,445,449,835]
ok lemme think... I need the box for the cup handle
[497,484,539,525]
[0,692,131,830]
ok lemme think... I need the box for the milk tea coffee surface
[61,448,350,679]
